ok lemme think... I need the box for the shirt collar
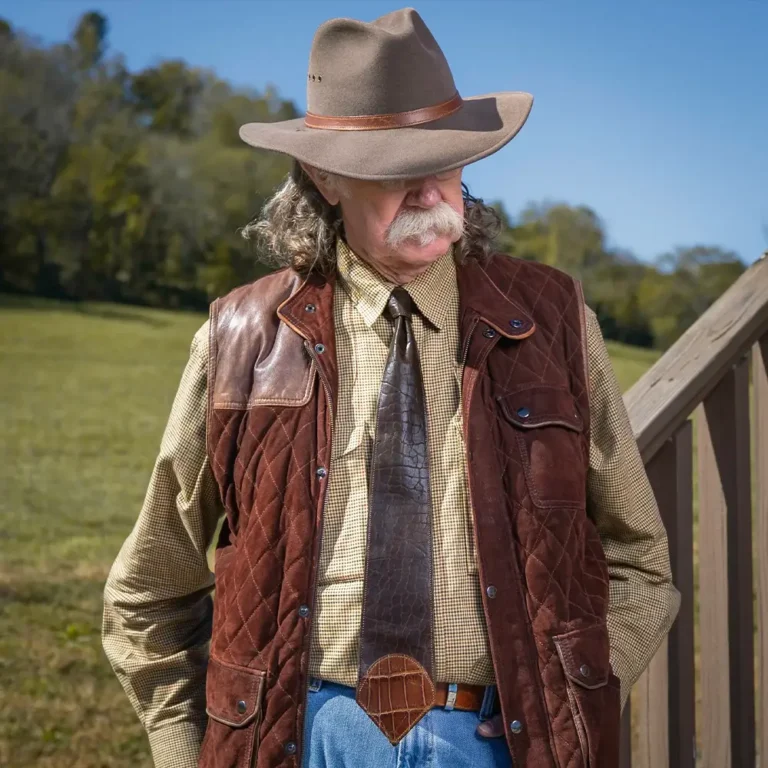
[335,238,457,330]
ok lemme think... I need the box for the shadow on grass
[0,294,171,328]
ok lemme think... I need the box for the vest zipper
[299,341,334,765]
[460,316,479,368]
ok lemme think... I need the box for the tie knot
[385,287,415,320]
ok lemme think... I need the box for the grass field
[0,294,659,767]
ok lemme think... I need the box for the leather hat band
[304,92,463,131]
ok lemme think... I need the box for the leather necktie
[356,287,436,744]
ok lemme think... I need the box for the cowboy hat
[239,7,533,181]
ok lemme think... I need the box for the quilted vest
[199,253,620,768]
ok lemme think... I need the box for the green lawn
[0,294,659,767]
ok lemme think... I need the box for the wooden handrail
[620,252,768,768]
[625,254,768,462]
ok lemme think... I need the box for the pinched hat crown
[306,9,458,122]
[239,7,533,180]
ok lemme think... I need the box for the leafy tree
[637,246,744,348]
[73,11,109,70]
[0,11,747,351]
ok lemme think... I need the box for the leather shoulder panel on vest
[209,269,314,409]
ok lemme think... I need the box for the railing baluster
[633,637,670,768]
[632,423,694,768]
[754,335,768,766]
[698,359,755,768]
[620,702,632,768]
[648,422,696,767]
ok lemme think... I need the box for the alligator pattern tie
[356,287,436,745]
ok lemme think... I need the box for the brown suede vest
[199,253,620,768]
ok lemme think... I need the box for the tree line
[0,12,747,350]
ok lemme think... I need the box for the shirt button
[486,585,497,599]
[299,605,310,618]
[316,467,327,479]
[510,719,523,734]
[285,741,297,755]
[236,700,247,714]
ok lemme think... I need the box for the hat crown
[307,8,457,118]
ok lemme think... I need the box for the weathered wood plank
[698,395,732,768]
[698,360,755,768]
[633,637,669,768]
[754,335,768,766]
[624,255,768,463]
[645,423,695,768]
[620,701,632,768]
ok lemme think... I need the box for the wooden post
[754,336,768,765]
[620,701,632,768]
[698,359,755,768]
[646,422,696,768]
[633,637,670,768]
[632,423,694,768]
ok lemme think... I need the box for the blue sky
[3,0,766,264]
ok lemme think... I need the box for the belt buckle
[444,683,458,712]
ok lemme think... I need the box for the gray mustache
[385,203,464,248]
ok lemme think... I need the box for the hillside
[0,295,659,767]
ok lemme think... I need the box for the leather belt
[433,683,486,712]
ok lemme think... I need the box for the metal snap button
[285,741,297,755]
[516,407,530,419]
[316,467,327,479]
[580,664,591,678]
[299,605,310,618]
[236,700,247,714]
[486,585,497,599]
[510,319,524,329]
[314,343,325,354]
[483,327,497,338]
[510,719,523,734]
[305,303,316,313]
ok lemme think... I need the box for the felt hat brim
[239,91,533,181]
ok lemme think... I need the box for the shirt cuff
[148,719,207,768]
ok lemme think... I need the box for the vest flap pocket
[205,657,266,727]
[553,624,611,690]
[498,385,583,432]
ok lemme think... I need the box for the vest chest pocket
[200,657,266,768]
[497,385,587,508]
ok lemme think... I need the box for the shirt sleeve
[584,306,681,709]
[102,321,223,768]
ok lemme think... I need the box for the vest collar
[276,254,537,359]
[456,256,536,341]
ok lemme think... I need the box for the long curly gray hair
[242,161,501,276]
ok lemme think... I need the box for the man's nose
[406,179,442,208]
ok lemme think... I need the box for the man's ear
[299,162,342,206]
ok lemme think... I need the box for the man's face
[305,164,465,282]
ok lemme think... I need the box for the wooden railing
[620,253,768,768]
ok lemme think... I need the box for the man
[103,8,680,768]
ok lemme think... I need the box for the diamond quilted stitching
[466,255,606,768]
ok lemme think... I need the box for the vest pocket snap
[552,625,621,768]
[497,385,586,508]
[200,657,266,767]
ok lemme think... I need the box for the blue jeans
[302,679,512,768]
